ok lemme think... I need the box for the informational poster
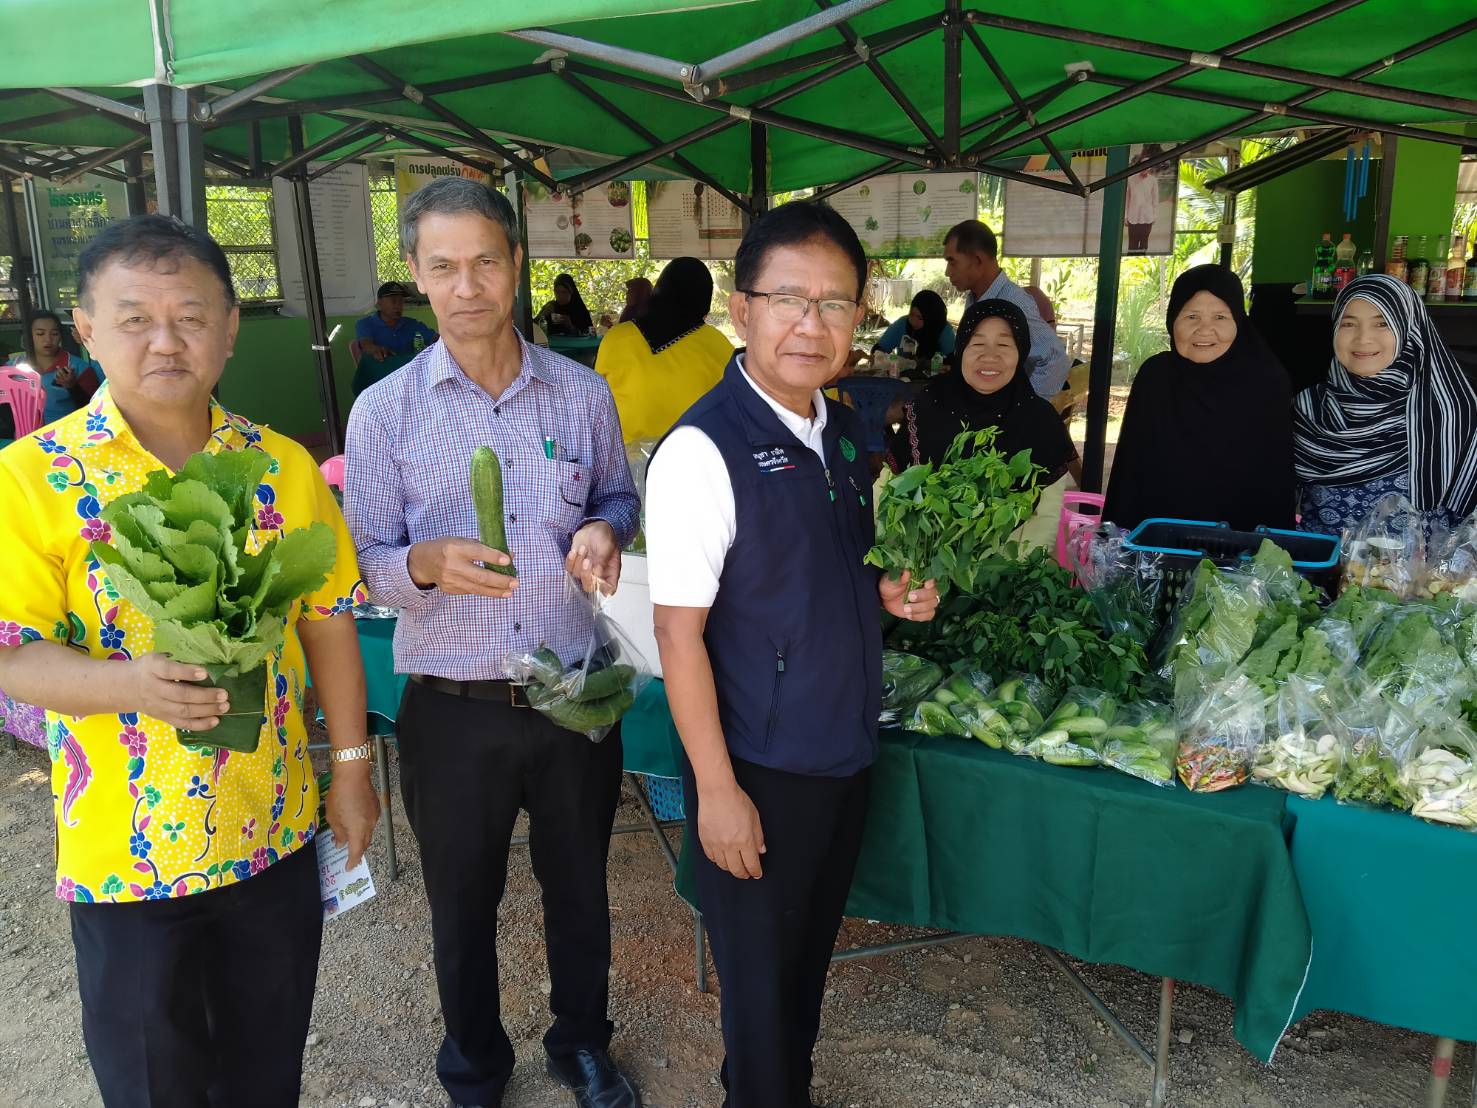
[1002,144,1178,257]
[272,161,377,318]
[521,180,634,259]
[394,154,495,217]
[646,179,745,260]
[25,173,130,308]
[827,172,979,258]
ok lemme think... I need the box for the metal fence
[369,169,411,286]
[204,184,280,302]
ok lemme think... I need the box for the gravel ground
[1,738,1468,1108]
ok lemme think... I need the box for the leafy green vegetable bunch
[89,450,336,676]
[865,428,1040,598]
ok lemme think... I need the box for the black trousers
[1127,222,1153,252]
[683,757,872,1108]
[70,841,322,1108]
[398,681,624,1107]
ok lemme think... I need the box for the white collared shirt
[646,355,827,607]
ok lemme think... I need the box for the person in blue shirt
[871,290,955,379]
[354,281,438,362]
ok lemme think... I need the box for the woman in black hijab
[887,299,1078,490]
[536,272,594,335]
[1104,264,1294,531]
[872,290,955,380]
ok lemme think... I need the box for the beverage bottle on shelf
[1465,239,1477,302]
[1385,235,1408,282]
[1356,249,1374,276]
[1332,233,1357,293]
[1407,235,1430,298]
[1444,234,1466,302]
[1311,232,1335,298]
[1427,236,1448,303]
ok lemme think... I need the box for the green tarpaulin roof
[0,1,1472,193]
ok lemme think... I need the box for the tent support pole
[196,64,317,122]
[503,29,694,85]
[962,0,1370,166]
[944,0,962,161]
[964,24,1082,190]
[308,135,392,181]
[507,170,535,342]
[750,122,768,217]
[143,84,207,228]
[1082,146,1128,494]
[123,151,147,215]
[377,124,504,179]
[966,6,1477,123]
[812,0,948,159]
[247,123,264,178]
[46,88,147,124]
[692,0,894,84]
[960,72,1087,158]
[348,56,558,189]
[1,171,34,322]
[54,136,149,184]
[556,69,749,213]
[284,117,343,457]
[271,120,377,178]
[1218,147,1239,270]
[1372,135,1398,269]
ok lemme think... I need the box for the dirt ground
[0,739,1468,1108]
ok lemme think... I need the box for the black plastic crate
[1124,518,1343,626]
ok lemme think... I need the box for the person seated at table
[887,299,1080,496]
[870,290,955,380]
[6,309,103,427]
[618,276,654,324]
[1295,273,1477,535]
[535,272,594,336]
[1104,264,1295,532]
[355,281,438,362]
[594,256,732,444]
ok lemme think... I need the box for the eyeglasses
[740,290,858,326]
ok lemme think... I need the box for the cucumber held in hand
[470,446,516,576]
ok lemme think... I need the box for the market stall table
[548,333,603,369]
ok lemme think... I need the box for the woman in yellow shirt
[595,256,732,443]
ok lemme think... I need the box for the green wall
[1384,137,1462,258]
[1252,159,1381,285]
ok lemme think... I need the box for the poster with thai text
[646,180,744,260]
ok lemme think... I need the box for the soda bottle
[1356,249,1374,276]
[1332,233,1357,293]
[1385,235,1408,282]
[1426,236,1448,303]
[1407,235,1430,298]
[1465,238,1477,302]
[1444,234,1466,302]
[1311,232,1335,298]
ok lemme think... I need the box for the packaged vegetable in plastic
[1359,602,1474,718]
[1074,524,1164,641]
[1025,687,1117,767]
[1099,698,1177,786]
[1341,493,1425,599]
[502,579,654,742]
[1176,674,1266,792]
[1331,689,1418,809]
[903,668,993,739]
[974,672,1053,752]
[880,649,946,725]
[1253,675,1341,799]
[1417,510,1477,602]
[1398,713,1477,829]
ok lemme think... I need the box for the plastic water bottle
[1311,233,1335,298]
[1332,233,1356,293]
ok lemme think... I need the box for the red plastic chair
[1056,491,1105,577]
[0,366,45,437]
[349,339,363,364]
[319,454,345,491]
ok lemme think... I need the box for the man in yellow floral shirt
[0,214,379,1108]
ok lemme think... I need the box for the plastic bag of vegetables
[973,672,1053,752]
[1341,493,1425,599]
[1330,687,1418,809]
[904,668,994,739]
[1176,674,1266,792]
[1398,714,1477,829]
[502,580,653,742]
[1252,675,1341,799]
[1025,687,1117,766]
[881,650,946,725]
[1099,699,1177,787]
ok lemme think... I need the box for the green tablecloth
[1286,795,1477,1041]
[351,351,415,396]
[353,616,405,722]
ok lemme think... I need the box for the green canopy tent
[0,0,1474,466]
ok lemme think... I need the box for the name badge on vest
[752,446,796,474]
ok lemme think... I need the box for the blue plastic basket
[639,775,685,822]
[836,376,912,455]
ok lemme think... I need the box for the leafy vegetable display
[90,450,337,751]
[866,428,1039,598]
[887,547,1153,700]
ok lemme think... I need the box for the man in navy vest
[646,202,939,1108]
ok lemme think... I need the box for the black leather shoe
[546,1048,642,1108]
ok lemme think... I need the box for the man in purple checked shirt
[344,177,641,1108]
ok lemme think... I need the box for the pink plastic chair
[0,366,44,438]
[1056,491,1106,577]
[319,454,345,491]
[349,339,363,364]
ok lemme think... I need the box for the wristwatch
[329,742,373,764]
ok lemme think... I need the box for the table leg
[1152,978,1175,1108]
[1427,1036,1457,1108]
[374,734,398,883]
[1039,948,1153,1067]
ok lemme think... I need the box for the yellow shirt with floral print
[0,385,365,904]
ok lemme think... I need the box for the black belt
[410,673,532,707]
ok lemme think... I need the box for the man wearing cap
[353,282,439,395]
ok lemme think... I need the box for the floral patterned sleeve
[298,462,366,622]
[0,458,66,648]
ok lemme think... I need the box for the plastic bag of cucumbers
[1098,698,1177,787]
[904,668,994,739]
[1024,687,1119,767]
[502,580,654,742]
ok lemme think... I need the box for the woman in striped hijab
[1294,273,1477,535]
